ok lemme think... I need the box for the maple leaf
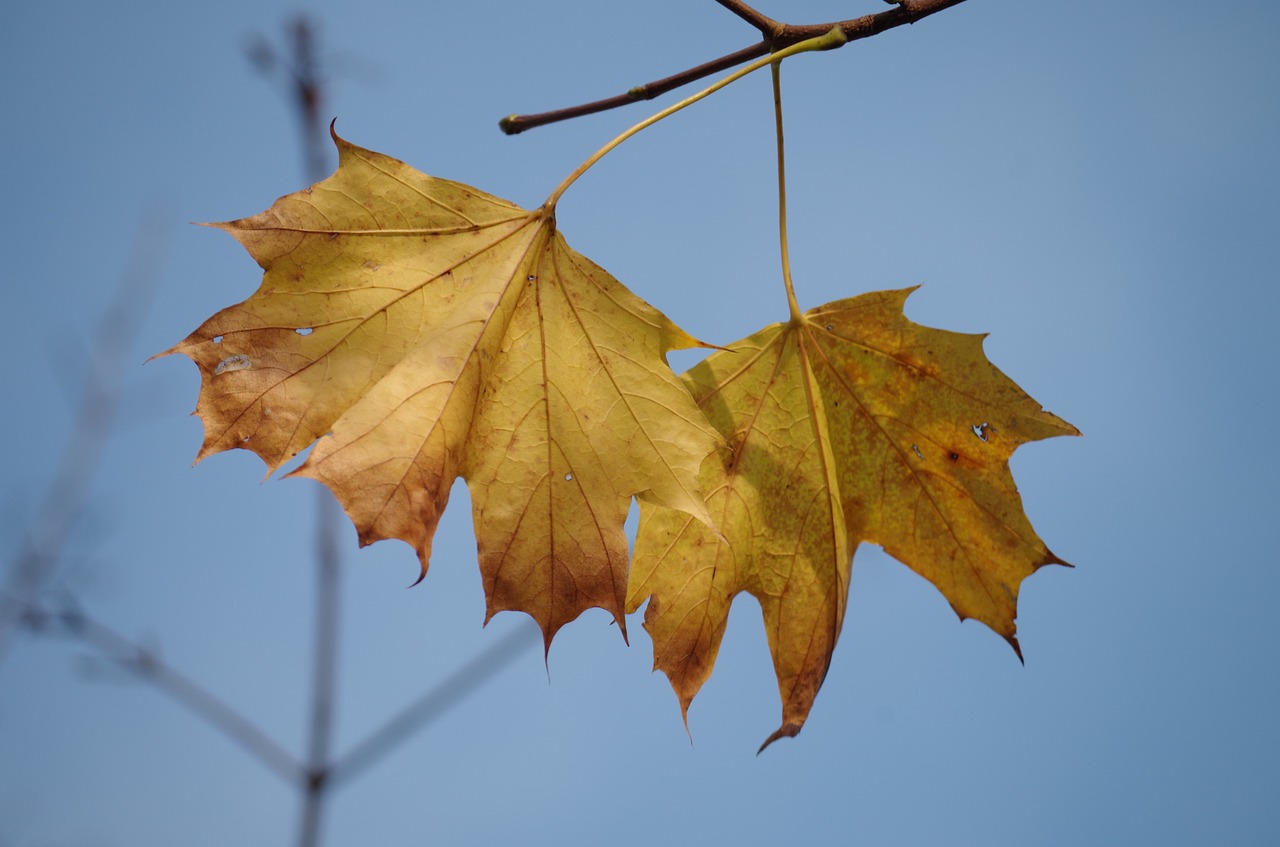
[627,288,1079,749]
[162,131,719,647]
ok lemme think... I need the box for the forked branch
[499,0,971,134]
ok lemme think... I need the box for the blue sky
[2,1,1278,845]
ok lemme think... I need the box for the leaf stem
[542,26,847,210]
[771,62,803,325]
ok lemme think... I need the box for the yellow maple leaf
[627,288,1079,749]
[162,131,719,647]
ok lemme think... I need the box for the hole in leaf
[296,327,313,336]
[972,422,990,442]
[825,324,834,332]
[911,444,923,460]
[212,335,223,344]
[527,274,537,282]
[948,452,959,462]
[564,473,573,481]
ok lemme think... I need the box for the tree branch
[499,0,972,135]
[712,0,780,34]
[0,213,167,661]
[499,43,767,136]
[14,594,305,785]
[327,621,538,789]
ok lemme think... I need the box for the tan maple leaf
[627,288,1078,749]
[162,131,719,647]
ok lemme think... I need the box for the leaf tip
[1006,633,1026,665]
[407,560,428,589]
[682,709,695,748]
[1040,548,1075,571]
[144,345,177,365]
[327,118,361,162]
[199,220,244,239]
[757,722,802,755]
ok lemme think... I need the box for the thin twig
[12,593,305,784]
[0,213,169,661]
[500,0,971,134]
[271,19,344,847]
[328,622,539,789]
[298,491,343,847]
[713,0,780,33]
[499,44,766,135]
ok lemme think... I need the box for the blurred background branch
[0,211,168,661]
[0,17,539,847]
